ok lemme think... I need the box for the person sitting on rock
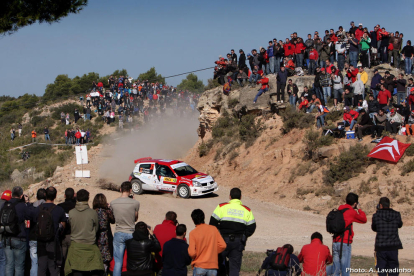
[307,93,322,113]
[355,109,373,141]
[253,73,269,104]
[284,57,295,76]
[343,106,359,130]
[315,102,330,129]
[405,110,414,135]
[248,66,260,86]
[236,69,248,87]
[386,108,403,134]
[297,95,309,112]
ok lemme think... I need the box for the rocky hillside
[187,64,414,225]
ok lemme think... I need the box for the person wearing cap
[343,106,359,130]
[401,40,414,76]
[355,23,364,42]
[246,53,254,71]
[386,108,403,133]
[248,65,260,87]
[349,22,357,35]
[348,33,359,67]
[335,34,346,71]
[370,69,383,100]
[352,74,365,107]
[355,109,373,141]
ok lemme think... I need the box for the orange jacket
[188,224,226,269]
[31,131,36,138]
[286,59,295,70]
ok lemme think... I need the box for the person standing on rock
[372,197,403,276]
[276,66,288,103]
[210,188,256,276]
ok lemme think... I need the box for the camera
[266,249,274,256]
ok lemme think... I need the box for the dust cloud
[99,114,199,183]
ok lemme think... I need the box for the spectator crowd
[213,21,414,140]
[0,184,404,276]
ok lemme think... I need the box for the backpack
[0,201,20,236]
[36,205,56,242]
[326,208,351,259]
[269,247,290,271]
[223,82,231,95]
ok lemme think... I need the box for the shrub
[280,105,314,133]
[325,110,343,122]
[404,144,414,156]
[239,114,263,146]
[296,188,314,196]
[323,144,374,186]
[205,78,221,91]
[303,129,334,160]
[400,159,414,176]
[51,103,83,120]
[198,140,214,157]
[228,98,239,109]
[228,151,239,163]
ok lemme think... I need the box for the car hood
[182,172,213,182]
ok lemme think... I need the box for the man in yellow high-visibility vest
[209,188,256,276]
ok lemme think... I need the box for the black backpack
[269,247,290,271]
[326,208,351,258]
[0,201,20,236]
[36,205,56,242]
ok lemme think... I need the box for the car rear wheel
[177,184,190,199]
[131,179,143,195]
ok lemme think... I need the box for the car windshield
[174,165,198,176]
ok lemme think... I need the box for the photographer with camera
[258,244,301,276]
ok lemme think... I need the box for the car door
[135,163,157,191]
[155,164,178,192]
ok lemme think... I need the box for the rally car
[128,157,218,198]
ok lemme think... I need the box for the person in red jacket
[377,84,392,109]
[308,46,319,75]
[407,87,414,110]
[294,39,306,68]
[153,211,180,271]
[298,232,333,276]
[332,193,367,276]
[355,23,365,41]
[343,106,359,130]
[346,65,359,83]
[283,38,294,57]
[253,73,269,103]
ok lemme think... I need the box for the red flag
[368,136,411,163]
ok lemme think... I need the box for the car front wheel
[131,179,143,195]
[177,184,190,199]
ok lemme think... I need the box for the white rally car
[128,157,218,198]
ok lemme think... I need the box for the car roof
[134,157,184,166]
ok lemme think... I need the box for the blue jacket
[261,253,301,276]
[371,73,383,90]
[162,238,191,276]
[277,70,288,84]
[267,47,274,58]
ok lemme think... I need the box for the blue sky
[1,0,413,97]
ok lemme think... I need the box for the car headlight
[192,180,202,187]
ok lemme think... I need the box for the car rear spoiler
[134,157,153,163]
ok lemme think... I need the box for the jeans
[322,86,331,104]
[29,241,37,276]
[237,79,246,87]
[397,92,406,105]
[344,120,357,130]
[289,95,297,106]
[113,232,133,276]
[248,74,259,83]
[308,60,316,75]
[405,57,412,75]
[337,54,345,71]
[86,114,91,120]
[329,55,334,64]
[5,238,26,276]
[372,89,379,100]
[369,113,377,125]
[0,241,5,276]
[296,54,304,68]
[275,57,281,73]
[254,88,268,103]
[268,56,275,74]
[193,267,217,276]
[319,60,326,69]
[276,83,286,102]
[44,134,50,141]
[314,87,323,103]
[316,114,327,128]
[349,51,358,67]
[307,104,316,113]
[331,242,352,276]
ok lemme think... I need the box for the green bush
[401,159,414,176]
[228,98,239,109]
[303,129,334,160]
[323,144,374,186]
[280,105,314,133]
[51,103,83,120]
[326,110,343,123]
[404,144,414,156]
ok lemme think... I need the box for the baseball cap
[410,87,414,92]
[247,53,252,57]
[239,49,243,53]
[350,21,354,24]
[321,68,325,72]
[385,71,390,74]
[231,49,234,51]
[374,69,378,73]
[344,106,350,111]
[391,108,395,113]
[1,190,11,201]
[359,23,363,26]
[401,99,407,104]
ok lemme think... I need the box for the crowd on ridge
[213,21,414,140]
[0,184,404,276]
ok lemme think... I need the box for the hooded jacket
[126,230,161,272]
[238,53,246,69]
[370,73,383,90]
[352,74,365,95]
[69,201,98,244]
[372,208,403,251]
